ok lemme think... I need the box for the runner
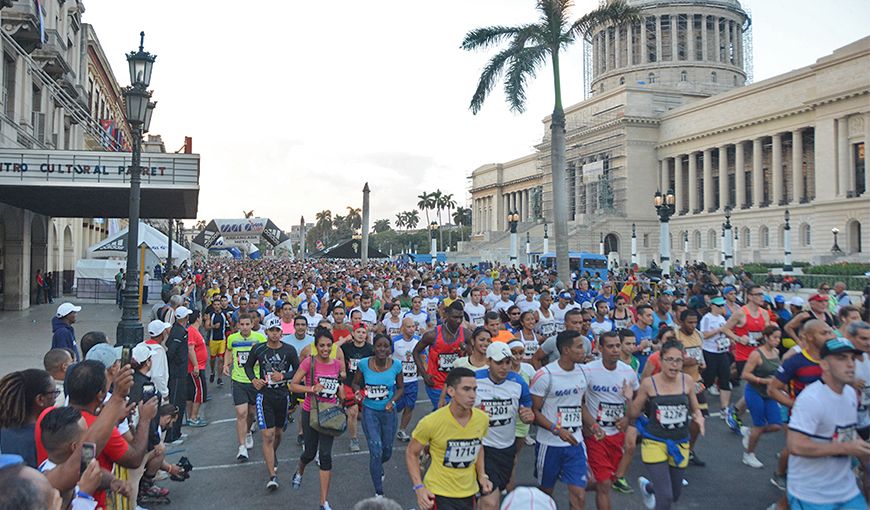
[342,323,374,452]
[553,291,580,333]
[630,340,705,510]
[288,328,345,510]
[515,285,541,314]
[535,292,557,339]
[205,298,229,385]
[413,301,472,409]
[729,285,771,435]
[629,305,656,373]
[392,317,421,441]
[406,296,431,334]
[613,328,640,494]
[381,302,404,337]
[517,311,542,363]
[530,330,590,509]
[244,316,300,490]
[352,334,404,498]
[739,325,783,469]
[475,342,534,510]
[507,338,537,488]
[700,297,740,418]
[611,295,634,332]
[589,300,614,341]
[581,331,638,510]
[465,288,487,328]
[223,313,267,462]
[532,309,592,370]
[405,367,492,510]
[674,309,707,467]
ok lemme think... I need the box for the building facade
[466,0,868,266]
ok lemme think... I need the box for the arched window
[680,70,687,82]
[742,227,751,248]
[643,233,650,248]
[708,230,718,248]
[648,73,656,84]
[711,71,717,83]
[693,231,701,250]
[760,226,769,248]
[801,224,812,246]
[733,75,738,86]
[619,77,625,85]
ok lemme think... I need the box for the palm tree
[346,206,362,231]
[431,189,445,249]
[417,192,435,230]
[372,219,391,233]
[462,0,638,281]
[453,206,472,241]
[395,213,406,230]
[440,192,457,249]
[405,210,420,230]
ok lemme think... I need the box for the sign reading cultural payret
[0,148,200,188]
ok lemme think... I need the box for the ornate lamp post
[429,221,438,261]
[783,209,792,271]
[654,189,676,275]
[117,32,156,347]
[733,226,740,266]
[507,211,520,265]
[723,206,733,269]
[831,227,843,254]
[525,232,531,266]
[683,231,689,265]
[599,232,605,256]
[543,222,549,254]
[630,223,638,266]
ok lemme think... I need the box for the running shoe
[320,503,333,510]
[291,472,302,490]
[689,450,706,467]
[217,378,223,386]
[250,422,258,433]
[237,445,248,463]
[209,373,215,384]
[524,435,535,446]
[143,486,169,498]
[296,434,304,446]
[266,476,278,491]
[169,438,184,446]
[743,452,763,469]
[725,406,742,435]
[396,430,410,442]
[612,477,633,494]
[708,385,720,396]
[189,418,208,428]
[638,477,656,510]
[245,431,254,449]
[349,438,360,452]
[770,472,787,490]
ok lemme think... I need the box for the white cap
[789,296,805,307]
[147,320,171,337]
[265,316,282,330]
[55,302,81,317]
[132,344,153,364]
[175,306,192,319]
[500,487,557,510]
[486,342,513,362]
[170,276,182,284]
[580,301,594,310]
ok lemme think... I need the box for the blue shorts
[424,384,450,410]
[744,385,783,428]
[395,381,418,412]
[535,442,588,489]
[787,492,867,510]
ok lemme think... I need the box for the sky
[83,0,870,230]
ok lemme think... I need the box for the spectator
[186,311,208,427]
[833,282,851,311]
[166,306,192,444]
[51,303,81,362]
[0,454,63,510]
[79,331,108,359]
[0,369,57,467]
[140,320,171,400]
[42,349,73,407]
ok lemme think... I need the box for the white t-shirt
[552,303,580,332]
[589,318,614,338]
[391,334,421,383]
[787,380,860,504]
[404,310,429,333]
[530,361,588,446]
[483,293,501,310]
[465,302,487,327]
[422,298,441,325]
[492,299,514,315]
[855,353,870,430]
[476,370,532,449]
[581,360,639,436]
[381,316,403,337]
[515,297,541,314]
[536,308,557,338]
[301,313,323,333]
[352,307,378,327]
[518,330,541,361]
[700,313,729,353]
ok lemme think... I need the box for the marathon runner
[517,311,542,363]
[392,317,421,441]
[244,316,300,490]
[405,296,431,334]
[413,301,472,409]
[465,288,487,328]
[739,324,783,469]
[342,323,373,452]
[205,298,229,385]
[729,285,771,435]
[223,313,267,462]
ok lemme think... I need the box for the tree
[453,206,473,242]
[405,210,420,230]
[372,219,391,233]
[346,206,362,231]
[462,0,638,282]
[440,192,457,248]
[315,210,333,244]
[395,213,406,230]
[193,219,207,231]
[431,189,445,249]
[417,192,435,230]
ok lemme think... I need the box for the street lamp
[733,225,739,266]
[723,206,733,269]
[117,32,156,347]
[507,211,520,265]
[525,232,531,266]
[654,189,676,275]
[429,221,438,261]
[683,231,689,265]
[783,209,792,271]
[831,227,843,254]
[630,223,638,266]
[599,232,605,256]
[543,222,549,254]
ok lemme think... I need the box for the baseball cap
[175,306,193,319]
[820,337,861,358]
[55,302,81,317]
[147,320,171,337]
[85,344,122,368]
[507,340,524,351]
[132,344,153,364]
[353,322,367,331]
[486,342,513,362]
[265,316,282,330]
[559,291,572,300]
[789,296,805,307]
[774,295,785,304]
[722,286,737,295]
[580,301,594,310]
[809,294,828,303]
[710,297,726,306]
[500,487,557,510]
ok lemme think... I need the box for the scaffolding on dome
[742,5,754,84]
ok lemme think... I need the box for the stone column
[655,15,662,62]
[865,113,870,195]
[703,149,713,211]
[791,129,803,203]
[687,14,695,61]
[688,152,698,213]
[586,183,595,215]
[660,159,668,192]
[627,22,634,65]
[735,141,746,208]
[671,14,678,61]
[753,138,763,207]
[713,16,720,62]
[472,199,478,232]
[674,156,684,213]
[640,16,648,64]
[718,146,729,209]
[725,19,732,64]
[837,116,850,197]
[614,25,621,68]
[604,27,611,72]
[701,15,708,61]
[772,133,783,205]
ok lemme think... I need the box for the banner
[192,217,290,249]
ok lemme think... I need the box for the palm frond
[569,0,641,41]
[537,0,572,43]
[469,47,515,114]
[461,25,529,51]
[504,44,550,113]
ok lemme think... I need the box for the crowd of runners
[0,257,869,510]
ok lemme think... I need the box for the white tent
[88,221,190,265]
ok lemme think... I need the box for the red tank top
[733,305,766,362]
[426,325,465,389]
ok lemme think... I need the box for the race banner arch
[192,218,292,253]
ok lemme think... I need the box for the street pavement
[4,303,788,509]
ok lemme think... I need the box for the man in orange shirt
[484,311,516,343]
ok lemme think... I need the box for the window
[693,231,701,250]
[711,71,717,83]
[680,71,687,82]
[733,75,738,86]
[801,224,811,246]
[619,77,625,85]
[760,226,769,248]
[708,230,718,248]
[648,73,656,84]
[643,233,650,248]
[742,227,751,248]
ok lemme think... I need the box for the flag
[618,280,635,302]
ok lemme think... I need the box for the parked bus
[538,252,609,280]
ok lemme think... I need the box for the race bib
[596,402,624,427]
[349,358,361,373]
[365,384,389,401]
[402,361,418,379]
[472,316,485,326]
[656,404,688,429]
[557,406,582,431]
[480,398,513,427]
[317,376,339,399]
[540,322,556,337]
[555,322,566,333]
[438,353,458,372]
[237,351,249,366]
[686,347,704,364]
[388,326,402,337]
[833,425,857,444]
[748,332,762,347]
[524,341,539,359]
[443,439,481,468]
[716,335,731,352]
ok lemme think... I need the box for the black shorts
[483,445,516,492]
[702,351,732,392]
[232,381,257,406]
[256,391,290,430]
[434,495,474,510]
[733,360,747,387]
